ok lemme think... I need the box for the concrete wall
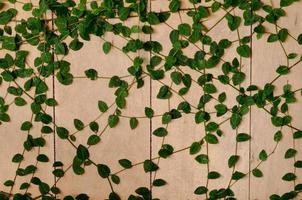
[0,0,302,199]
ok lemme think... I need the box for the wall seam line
[148,0,153,198]
[51,10,57,199]
[248,3,253,200]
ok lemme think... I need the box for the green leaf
[211,2,221,12]
[53,169,64,178]
[228,155,239,168]
[198,6,210,18]
[108,115,119,128]
[298,34,302,45]
[232,171,245,180]
[109,76,121,88]
[143,160,159,172]
[15,97,27,106]
[56,127,69,139]
[293,131,302,139]
[111,175,120,185]
[276,65,289,75]
[35,80,48,94]
[76,145,89,161]
[118,7,130,21]
[145,107,154,118]
[153,179,166,187]
[4,180,14,187]
[190,142,201,155]
[215,104,228,117]
[232,72,246,85]
[147,12,160,25]
[89,121,99,133]
[72,157,84,175]
[130,117,138,129]
[73,119,84,131]
[150,56,162,67]
[12,154,24,163]
[237,45,251,58]
[287,53,297,59]
[69,39,83,51]
[45,98,57,107]
[271,116,284,127]
[87,135,101,145]
[157,85,172,99]
[153,127,168,137]
[74,194,89,200]
[218,92,226,102]
[20,183,30,190]
[267,34,279,43]
[0,10,14,25]
[158,144,174,158]
[274,130,283,142]
[295,184,302,191]
[219,39,232,49]
[208,171,220,179]
[205,122,219,132]
[109,192,121,200]
[41,126,53,134]
[142,25,153,34]
[85,69,98,80]
[236,133,251,142]
[252,168,263,178]
[2,37,16,51]
[203,83,217,94]
[259,150,268,161]
[178,101,191,113]
[282,173,296,181]
[39,182,50,195]
[103,42,112,54]
[4,28,12,36]
[284,148,297,159]
[21,121,32,131]
[118,159,132,169]
[178,87,189,95]
[225,14,241,31]
[169,0,180,12]
[205,134,218,144]
[115,96,126,109]
[170,30,179,43]
[194,186,208,195]
[230,113,241,129]
[2,70,14,82]
[98,101,108,113]
[280,0,294,7]
[171,71,182,85]
[37,154,49,162]
[178,23,191,36]
[97,164,111,178]
[295,160,302,168]
[278,28,288,42]
[15,51,28,68]
[195,154,208,164]
[56,71,73,85]
[55,43,67,55]
[195,111,209,124]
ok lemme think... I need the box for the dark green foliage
[0,0,300,199]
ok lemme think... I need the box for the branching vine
[0,0,302,200]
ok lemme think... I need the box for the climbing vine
[0,0,302,199]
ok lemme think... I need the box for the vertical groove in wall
[248,2,253,199]
[51,11,57,196]
[148,0,153,197]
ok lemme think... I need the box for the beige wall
[1,0,302,199]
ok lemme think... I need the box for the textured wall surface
[0,0,302,199]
